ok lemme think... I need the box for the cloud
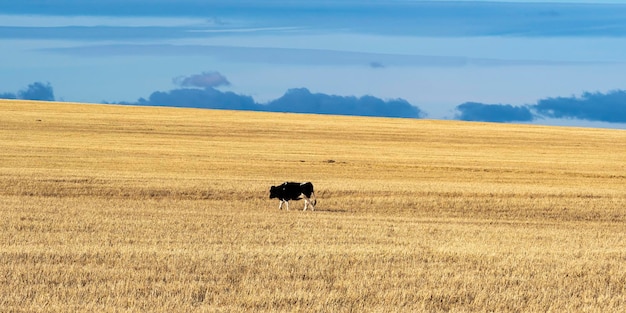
[455,90,626,124]
[173,71,230,88]
[137,87,258,110]
[455,102,534,123]
[130,83,424,118]
[534,90,626,123]
[1,82,54,101]
[18,82,55,101]
[135,72,252,110]
[369,61,385,69]
[263,88,424,118]
[0,92,17,99]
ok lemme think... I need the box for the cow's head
[269,185,280,199]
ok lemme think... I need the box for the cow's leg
[278,200,283,210]
[302,196,315,211]
[285,200,289,211]
[304,197,315,211]
[310,191,317,210]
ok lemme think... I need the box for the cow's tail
[312,190,317,206]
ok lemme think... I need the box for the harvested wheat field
[1,99,625,312]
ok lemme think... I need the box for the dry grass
[1,99,625,312]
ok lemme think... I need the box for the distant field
[1,99,625,312]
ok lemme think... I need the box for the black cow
[269,182,317,211]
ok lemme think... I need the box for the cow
[269,182,317,211]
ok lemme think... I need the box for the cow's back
[299,182,314,198]
[282,182,303,200]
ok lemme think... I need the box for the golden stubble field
[1,99,625,312]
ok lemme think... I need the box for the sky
[2,0,626,128]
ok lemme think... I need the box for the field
[1,99,625,312]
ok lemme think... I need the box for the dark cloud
[263,88,424,118]
[0,82,55,101]
[455,102,534,123]
[137,87,258,110]
[136,71,251,109]
[130,86,423,118]
[455,90,626,124]
[173,71,230,88]
[534,90,626,123]
[0,92,17,99]
[18,82,55,101]
[128,72,424,117]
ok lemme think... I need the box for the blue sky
[2,0,626,128]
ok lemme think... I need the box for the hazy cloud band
[41,44,588,68]
[3,1,626,38]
